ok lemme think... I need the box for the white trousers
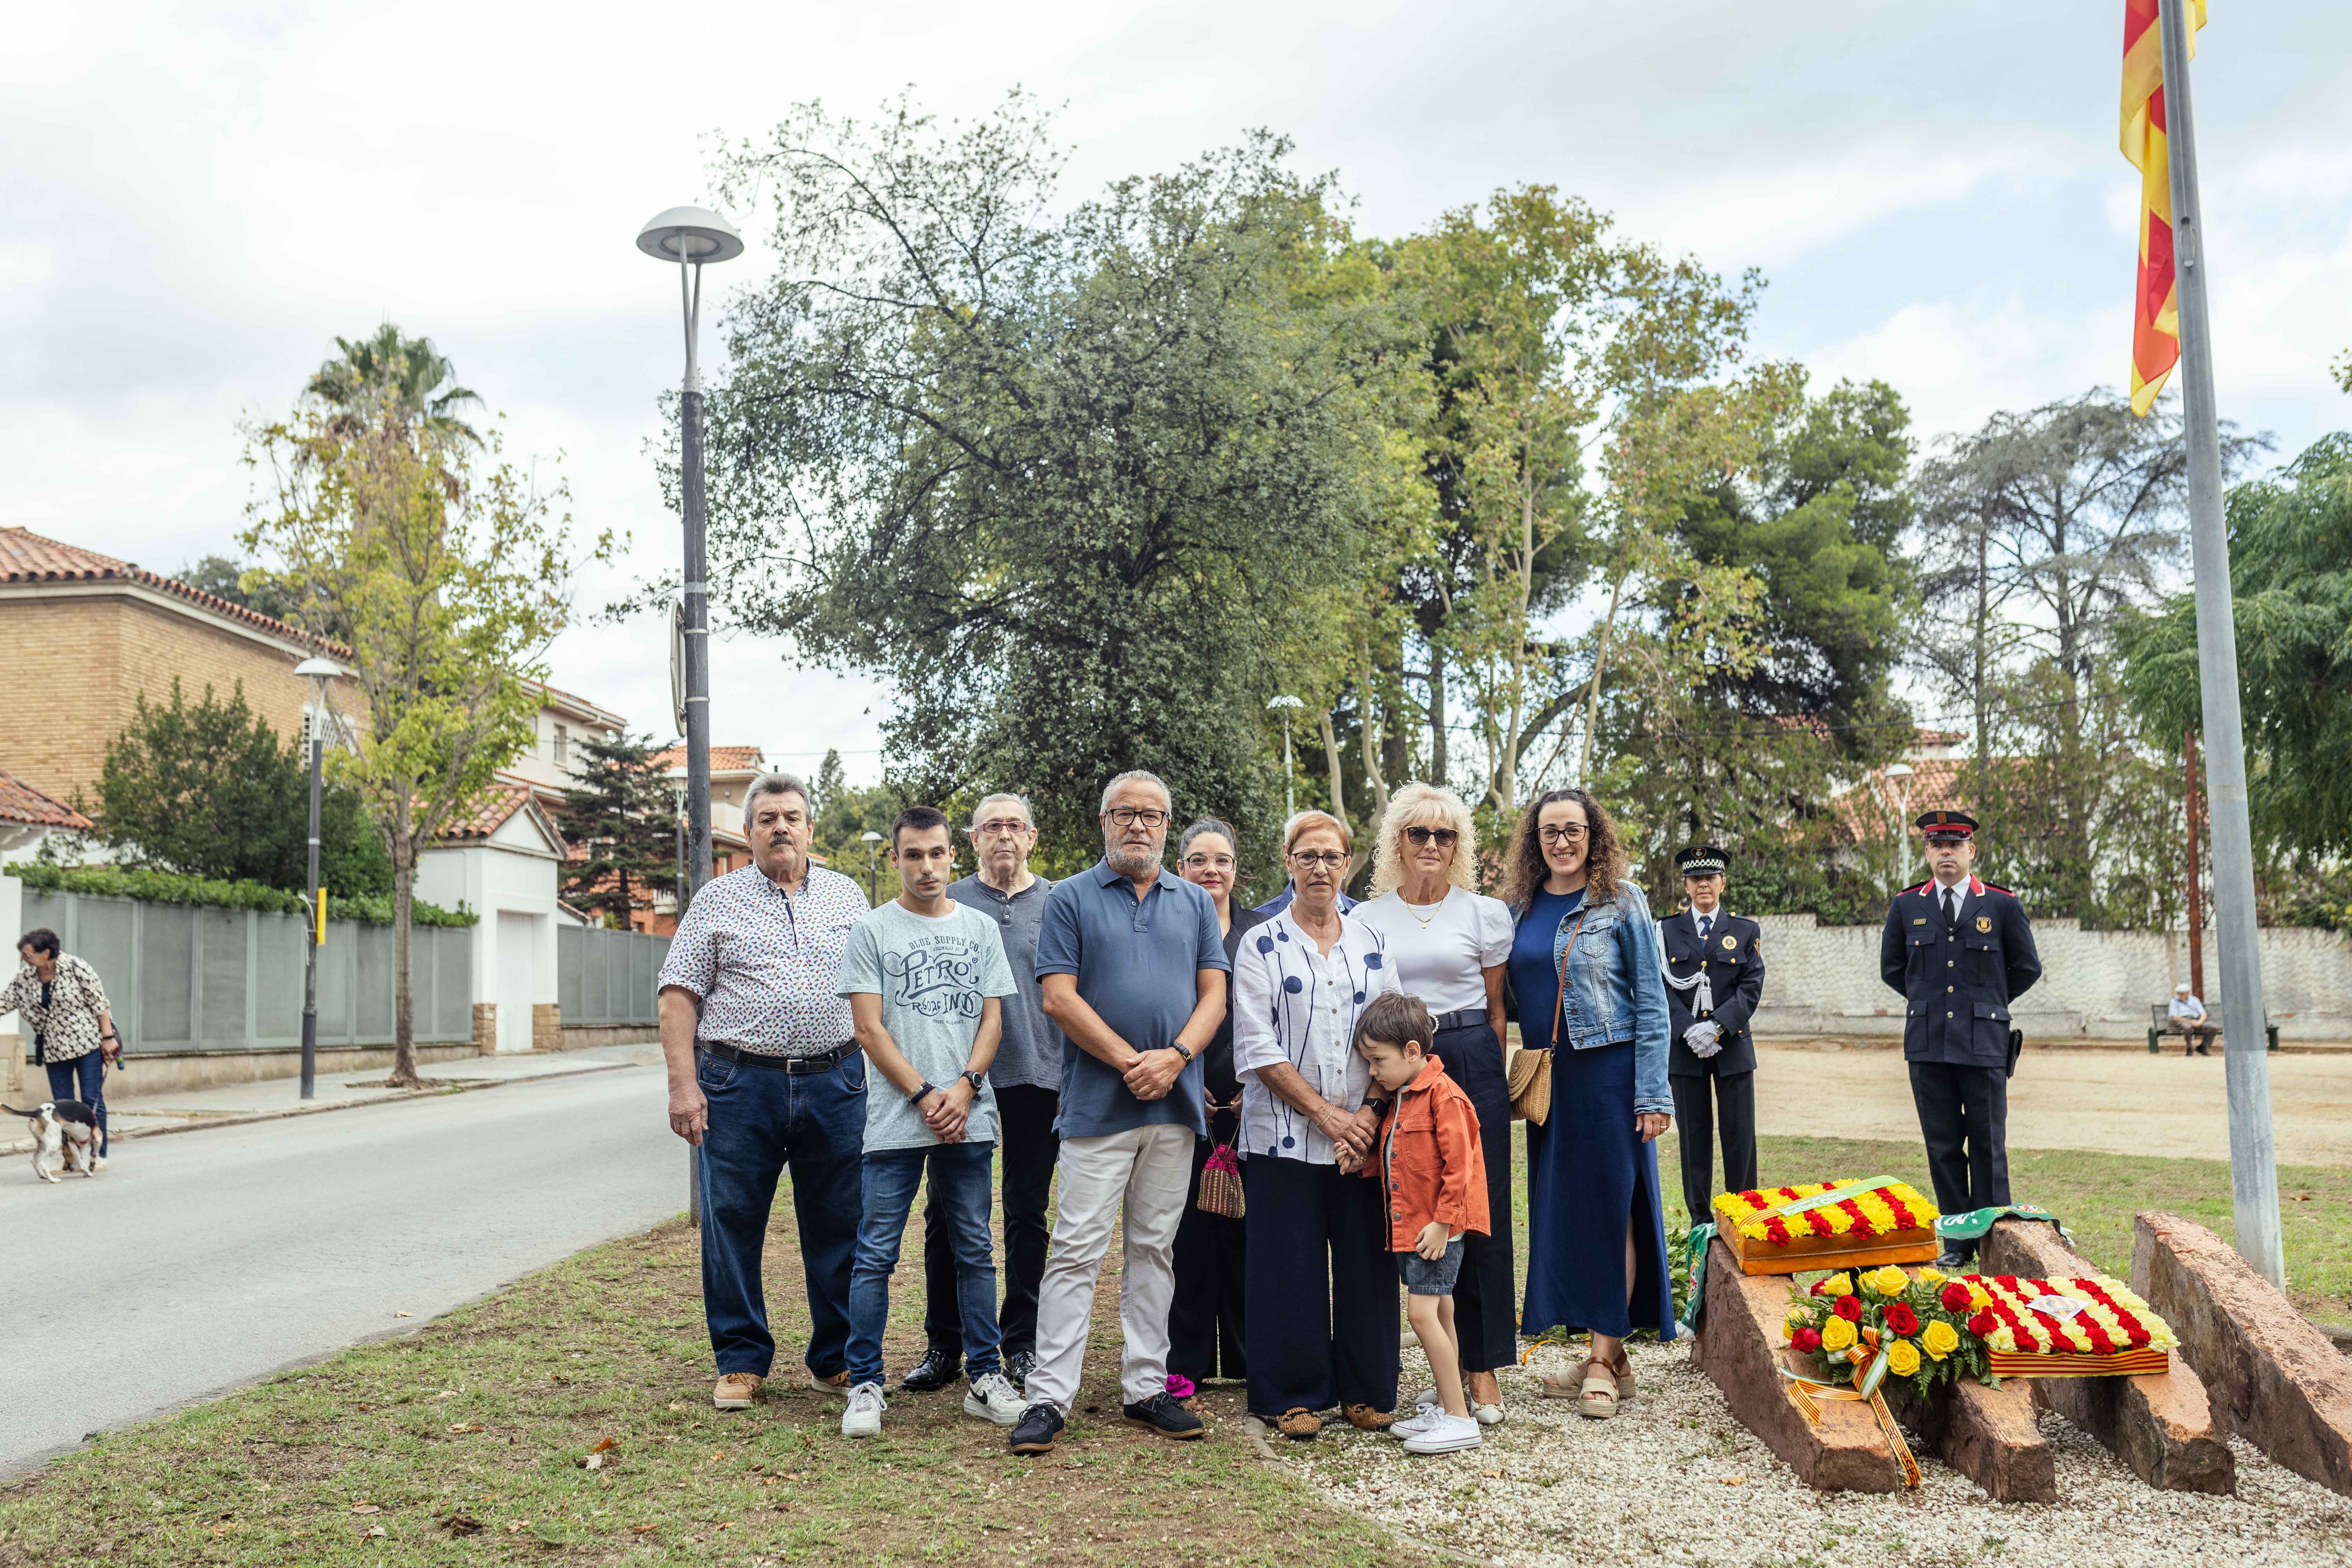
[1023,1122,1196,1412]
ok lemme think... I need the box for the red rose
[1968,1311,1998,1338]
[1809,1278,1827,1296]
[1940,1281,1974,1314]
[1833,1295,1863,1322]
[1884,1302,1920,1336]
[1793,1326,1822,1353]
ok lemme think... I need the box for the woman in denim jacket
[1503,788,1674,1419]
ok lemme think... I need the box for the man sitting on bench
[2169,983,2218,1056]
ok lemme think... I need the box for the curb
[1,1059,640,1156]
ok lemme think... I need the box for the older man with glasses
[896,793,1064,1397]
[1007,771,1230,1455]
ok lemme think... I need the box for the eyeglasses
[1289,850,1348,869]
[1403,826,1459,848]
[1181,853,1236,871]
[973,818,1033,838]
[1539,824,1589,845]
[1106,807,1169,829]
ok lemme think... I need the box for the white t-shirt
[1351,887,1514,1014]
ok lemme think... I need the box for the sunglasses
[1403,826,1459,848]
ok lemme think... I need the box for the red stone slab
[1888,1376,2056,1503]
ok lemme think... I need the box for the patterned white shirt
[657,863,869,1057]
[0,954,111,1064]
[1231,908,1399,1165]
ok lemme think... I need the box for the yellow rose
[1867,1265,1911,1297]
[1820,1272,1853,1298]
[1922,1320,1960,1361]
[1783,1318,1798,1343]
[1886,1339,1921,1377]
[1820,1317,1857,1353]
[1969,1286,1993,1312]
[1916,1266,1945,1284]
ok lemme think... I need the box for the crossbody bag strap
[1548,906,1592,1051]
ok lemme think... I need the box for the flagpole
[2156,0,2285,1288]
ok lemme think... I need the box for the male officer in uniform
[1880,810,2042,1268]
[1660,845,1766,1225]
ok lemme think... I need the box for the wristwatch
[960,1069,986,1093]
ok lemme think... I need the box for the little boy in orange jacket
[1350,992,1488,1454]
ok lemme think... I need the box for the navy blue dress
[1514,887,1676,1341]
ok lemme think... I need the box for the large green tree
[85,679,390,896]
[690,94,1410,848]
[2119,432,2352,867]
[561,731,676,927]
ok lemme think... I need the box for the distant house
[0,526,355,805]
[0,769,94,1094]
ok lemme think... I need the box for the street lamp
[637,205,745,916]
[294,655,348,1100]
[860,830,885,906]
[1884,762,1915,891]
[1266,695,1305,822]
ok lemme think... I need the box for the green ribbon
[1754,1174,1906,1221]
[1933,1203,2072,1245]
[1677,1222,1716,1334]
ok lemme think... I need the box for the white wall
[417,812,563,1052]
[1745,913,2352,1041]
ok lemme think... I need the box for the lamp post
[639,205,744,1227]
[1266,695,1305,822]
[860,830,885,906]
[294,655,348,1100]
[1884,762,1915,893]
[636,205,745,915]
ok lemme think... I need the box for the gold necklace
[1402,889,1445,930]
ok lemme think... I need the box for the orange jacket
[1361,1054,1489,1250]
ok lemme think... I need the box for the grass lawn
[8,1127,2348,1568]
[0,1211,1403,1568]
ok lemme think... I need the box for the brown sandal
[1274,1406,1322,1441]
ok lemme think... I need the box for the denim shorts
[1397,1238,1466,1296]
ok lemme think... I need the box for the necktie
[1698,914,1713,941]
[1944,887,1958,927]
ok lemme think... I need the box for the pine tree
[561,731,675,926]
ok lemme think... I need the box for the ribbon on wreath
[1677,1222,1716,1334]
[1933,1203,2071,1247]
[1779,1349,1922,1489]
[1740,1174,1906,1226]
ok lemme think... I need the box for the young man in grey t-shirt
[837,806,1022,1437]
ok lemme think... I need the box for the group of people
[654,766,2048,1457]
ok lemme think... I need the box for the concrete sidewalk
[3,1043,660,1154]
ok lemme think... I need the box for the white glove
[1684,1021,1724,1058]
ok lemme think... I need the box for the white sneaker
[1402,1412,1483,1455]
[963,1370,1025,1426]
[841,1381,886,1438]
[1387,1402,1443,1440]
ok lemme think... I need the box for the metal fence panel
[355,924,393,1042]
[256,914,304,1042]
[198,908,247,1047]
[555,926,669,1025]
[436,927,474,1041]
[140,904,196,1046]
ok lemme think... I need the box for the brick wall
[0,589,329,803]
[472,1002,497,1054]
[532,1003,562,1052]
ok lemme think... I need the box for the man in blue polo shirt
[1007,770,1229,1454]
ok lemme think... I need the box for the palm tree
[308,324,485,449]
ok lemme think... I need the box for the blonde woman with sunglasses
[1351,784,1515,1425]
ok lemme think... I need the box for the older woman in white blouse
[1352,782,1516,1422]
[1233,810,1401,1441]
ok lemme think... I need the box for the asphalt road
[0,1059,682,1475]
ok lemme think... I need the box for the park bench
[2146,1002,2279,1054]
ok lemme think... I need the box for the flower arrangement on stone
[1781,1264,1995,1397]
[1720,1181,1936,1250]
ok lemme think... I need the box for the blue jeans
[695,1048,867,1379]
[45,1053,105,1156]
[848,1141,1000,1387]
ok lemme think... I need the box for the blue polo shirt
[1034,859,1229,1140]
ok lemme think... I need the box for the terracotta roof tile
[0,526,332,649]
[652,745,766,774]
[0,769,92,831]
[435,780,536,842]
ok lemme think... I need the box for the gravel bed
[1267,1341,2352,1566]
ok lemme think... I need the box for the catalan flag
[2121,0,2206,416]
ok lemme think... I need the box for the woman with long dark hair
[1501,789,1673,1419]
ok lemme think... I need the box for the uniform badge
[1720,934,1737,950]
[1975,915,1992,933]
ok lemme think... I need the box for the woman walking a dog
[4,928,119,1168]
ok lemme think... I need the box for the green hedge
[5,864,477,927]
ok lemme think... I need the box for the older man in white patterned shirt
[659,771,871,1412]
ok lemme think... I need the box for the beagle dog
[5,1100,100,1183]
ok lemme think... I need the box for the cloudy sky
[6,1,2347,782]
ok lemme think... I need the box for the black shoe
[1004,1348,1038,1392]
[1934,1248,1975,1272]
[1122,1392,1207,1441]
[1008,1401,1063,1455]
[900,1346,963,1392]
